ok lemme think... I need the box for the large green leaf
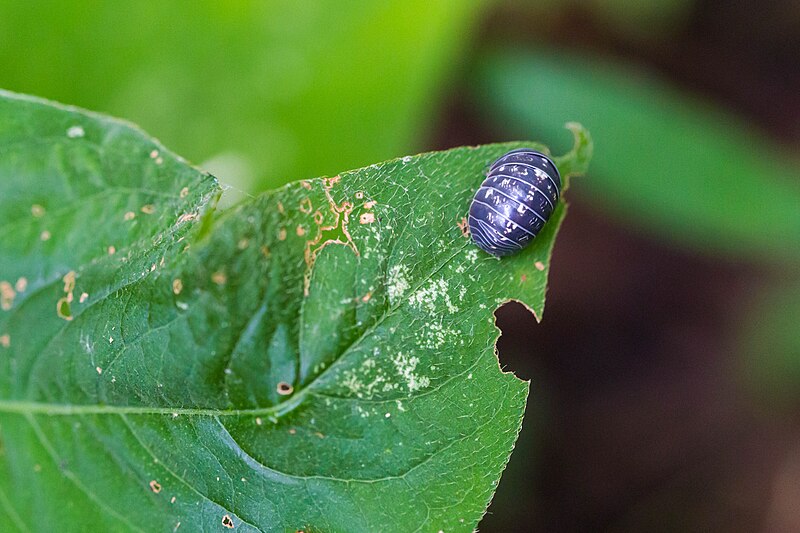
[0,92,591,531]
[475,49,800,261]
[0,0,489,192]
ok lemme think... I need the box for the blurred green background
[2,0,799,530]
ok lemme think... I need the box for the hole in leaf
[276,382,294,396]
[495,301,539,381]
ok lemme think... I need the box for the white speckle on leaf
[341,358,396,399]
[66,125,85,138]
[417,322,459,350]
[386,264,410,306]
[408,277,459,314]
[392,352,430,393]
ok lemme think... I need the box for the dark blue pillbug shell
[468,148,561,257]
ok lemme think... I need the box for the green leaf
[476,49,800,261]
[0,91,591,531]
[0,0,490,192]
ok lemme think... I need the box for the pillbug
[468,148,561,257]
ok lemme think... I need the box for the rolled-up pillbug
[468,148,561,257]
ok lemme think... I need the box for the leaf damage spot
[302,175,359,295]
[278,228,287,241]
[457,217,469,237]
[296,225,306,237]
[299,197,313,214]
[179,187,189,199]
[140,204,156,215]
[95,366,102,375]
[0,334,9,348]
[359,213,375,225]
[40,230,51,241]
[107,245,116,255]
[534,261,545,271]
[0,282,16,310]
[31,204,45,218]
[149,480,162,493]
[237,238,250,250]
[79,292,89,303]
[211,272,227,286]
[56,271,76,321]
[364,200,376,209]
[276,382,294,396]
[66,125,85,138]
[15,277,28,292]
[221,514,235,529]
[56,298,72,320]
[123,211,136,222]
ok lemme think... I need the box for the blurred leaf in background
[475,49,800,261]
[502,0,696,40]
[0,0,488,191]
[739,282,800,411]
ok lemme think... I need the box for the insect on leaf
[0,90,591,532]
